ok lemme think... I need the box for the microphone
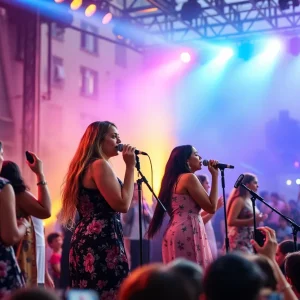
[203,159,234,169]
[116,144,148,156]
[234,174,245,188]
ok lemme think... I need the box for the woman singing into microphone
[61,121,135,299]
[148,145,219,269]
[227,173,267,253]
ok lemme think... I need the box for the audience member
[275,240,299,275]
[47,233,63,288]
[203,253,264,300]
[285,252,300,299]
[118,263,195,300]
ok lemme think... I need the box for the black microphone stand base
[134,156,166,267]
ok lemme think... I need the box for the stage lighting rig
[180,0,201,22]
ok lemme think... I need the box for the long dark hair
[147,145,193,238]
[0,161,28,194]
[227,173,256,213]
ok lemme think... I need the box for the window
[80,67,98,98]
[52,56,65,87]
[51,23,65,41]
[80,22,98,54]
[115,43,127,68]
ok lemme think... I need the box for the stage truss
[114,0,300,43]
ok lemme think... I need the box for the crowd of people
[0,121,300,300]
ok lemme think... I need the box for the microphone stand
[135,155,166,266]
[240,183,300,251]
[220,168,230,254]
[250,195,258,244]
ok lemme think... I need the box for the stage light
[279,0,289,10]
[296,179,300,185]
[238,42,254,61]
[286,179,292,186]
[100,2,113,24]
[294,161,300,168]
[288,37,300,56]
[102,12,112,24]
[54,0,65,3]
[85,4,97,17]
[180,52,191,63]
[219,47,234,60]
[264,38,282,56]
[70,0,82,10]
[181,0,201,22]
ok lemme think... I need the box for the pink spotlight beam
[180,52,191,63]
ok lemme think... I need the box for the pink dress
[162,193,213,269]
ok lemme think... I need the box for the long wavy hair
[226,173,256,214]
[147,145,193,238]
[0,161,28,194]
[60,121,116,228]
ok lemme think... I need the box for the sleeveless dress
[14,214,37,286]
[162,193,213,269]
[0,178,25,298]
[228,198,258,253]
[69,184,129,300]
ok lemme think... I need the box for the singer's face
[187,147,202,173]
[202,179,210,193]
[247,177,259,192]
[101,126,121,158]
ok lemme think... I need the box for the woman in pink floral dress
[148,145,219,269]
[60,122,136,299]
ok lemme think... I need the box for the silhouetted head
[118,263,195,300]
[204,253,264,300]
[0,161,28,194]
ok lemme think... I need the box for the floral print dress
[228,198,258,254]
[0,178,25,298]
[162,193,213,270]
[69,185,129,300]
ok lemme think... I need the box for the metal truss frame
[119,0,300,42]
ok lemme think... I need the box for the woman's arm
[0,184,29,245]
[227,197,254,227]
[20,152,51,219]
[185,173,219,214]
[251,227,297,300]
[92,159,135,213]
[201,211,214,224]
[17,189,51,219]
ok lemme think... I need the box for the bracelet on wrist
[279,284,292,293]
[37,180,47,186]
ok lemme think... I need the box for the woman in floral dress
[0,142,29,297]
[148,145,219,270]
[61,122,136,299]
[227,173,267,253]
[0,156,51,287]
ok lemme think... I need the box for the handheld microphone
[116,144,148,156]
[234,174,245,188]
[203,159,234,169]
